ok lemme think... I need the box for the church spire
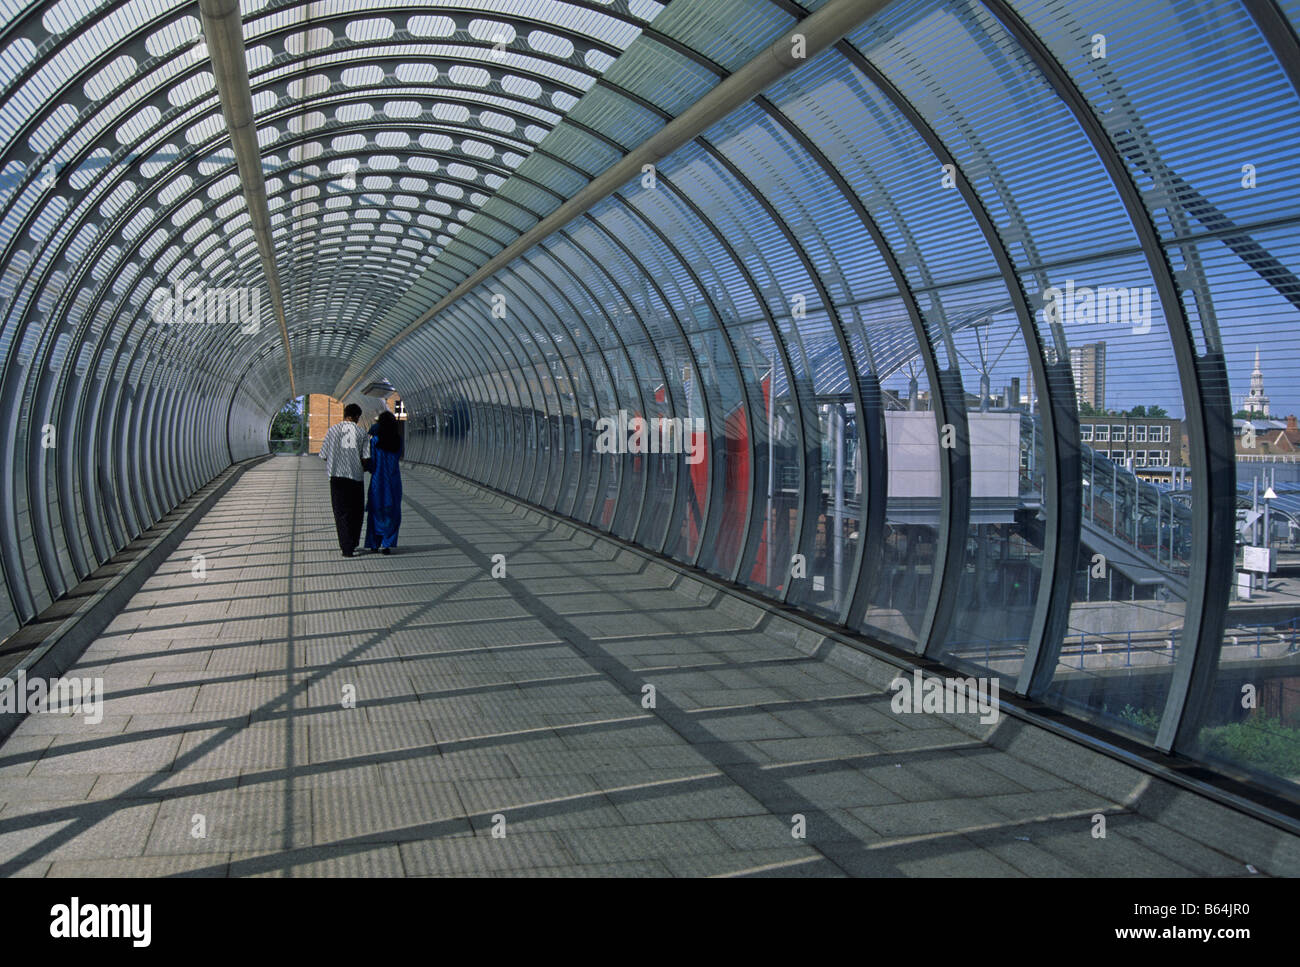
[1244,346,1270,417]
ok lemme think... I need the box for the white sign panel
[1242,545,1274,573]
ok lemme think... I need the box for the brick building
[307,393,406,454]
[1236,414,1300,459]
[1079,414,1184,468]
[306,395,346,454]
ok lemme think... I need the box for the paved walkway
[0,456,1276,876]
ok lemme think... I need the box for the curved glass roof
[2,0,1300,805]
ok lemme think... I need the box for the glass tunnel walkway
[0,0,1299,875]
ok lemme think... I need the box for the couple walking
[319,404,403,557]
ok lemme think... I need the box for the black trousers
[329,476,365,554]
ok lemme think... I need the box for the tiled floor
[0,456,1277,876]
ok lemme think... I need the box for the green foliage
[270,398,304,446]
[1200,716,1300,778]
[1115,704,1161,733]
[1110,705,1300,777]
[1080,403,1172,419]
[1115,404,1171,419]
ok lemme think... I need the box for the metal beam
[337,0,891,400]
[1244,0,1300,100]
[199,0,297,398]
[979,0,1235,749]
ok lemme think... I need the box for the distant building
[306,392,406,454]
[307,394,346,454]
[1236,414,1300,459]
[1069,341,1106,411]
[1079,414,1183,468]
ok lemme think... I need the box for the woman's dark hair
[372,409,402,453]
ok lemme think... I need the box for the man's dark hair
[343,403,362,421]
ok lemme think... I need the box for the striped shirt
[319,420,371,481]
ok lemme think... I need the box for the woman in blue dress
[364,410,403,553]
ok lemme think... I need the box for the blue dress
[364,435,403,550]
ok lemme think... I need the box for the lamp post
[1263,475,1277,593]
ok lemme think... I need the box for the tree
[1109,403,1171,419]
[270,398,305,450]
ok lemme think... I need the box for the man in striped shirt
[319,403,371,557]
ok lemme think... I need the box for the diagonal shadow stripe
[401,471,947,877]
[0,460,555,875]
